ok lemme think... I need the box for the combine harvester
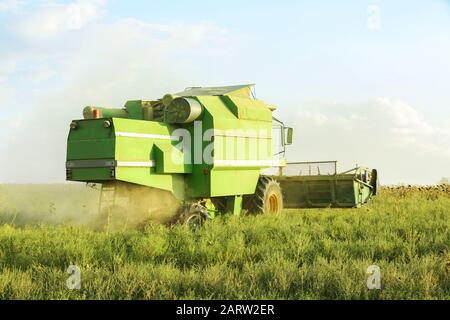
[66,85,378,228]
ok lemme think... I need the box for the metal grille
[280,161,337,177]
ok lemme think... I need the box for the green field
[0,185,449,300]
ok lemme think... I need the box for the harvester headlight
[70,121,78,130]
[104,120,111,128]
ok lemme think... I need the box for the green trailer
[275,161,378,208]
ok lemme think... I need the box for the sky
[0,0,449,185]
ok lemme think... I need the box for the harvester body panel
[67,117,186,200]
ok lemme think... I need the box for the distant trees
[439,177,449,185]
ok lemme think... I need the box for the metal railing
[279,161,338,177]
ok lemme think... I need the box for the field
[0,184,449,300]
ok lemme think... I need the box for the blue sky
[0,0,449,184]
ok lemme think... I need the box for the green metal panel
[113,118,178,162]
[112,118,185,199]
[67,119,115,162]
[196,96,237,119]
[115,167,185,200]
[188,96,274,198]
[68,119,114,140]
[153,143,192,174]
[276,168,375,208]
[221,96,273,122]
[67,139,115,160]
[225,195,243,215]
[182,97,213,198]
[69,167,113,181]
[124,100,145,119]
[210,169,260,197]
[66,117,186,199]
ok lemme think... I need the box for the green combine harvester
[66,85,378,228]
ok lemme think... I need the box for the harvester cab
[66,84,377,228]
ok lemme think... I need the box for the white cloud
[0,86,18,142]
[4,119,21,128]
[0,57,17,83]
[0,0,22,12]
[297,111,329,126]
[289,98,450,184]
[0,3,232,183]
[375,98,434,134]
[19,0,107,38]
[0,86,15,105]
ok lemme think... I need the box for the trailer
[275,161,378,208]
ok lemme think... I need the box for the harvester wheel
[244,176,283,215]
[179,203,211,228]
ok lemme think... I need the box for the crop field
[0,184,449,300]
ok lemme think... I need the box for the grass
[0,185,449,300]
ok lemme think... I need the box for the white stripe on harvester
[115,132,180,141]
[115,161,156,168]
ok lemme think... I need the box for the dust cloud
[0,183,100,227]
[96,181,183,230]
[0,182,182,230]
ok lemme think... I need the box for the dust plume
[0,182,182,230]
[0,183,100,226]
[95,181,182,231]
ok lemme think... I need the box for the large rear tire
[244,176,284,214]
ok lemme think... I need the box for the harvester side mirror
[285,127,293,145]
